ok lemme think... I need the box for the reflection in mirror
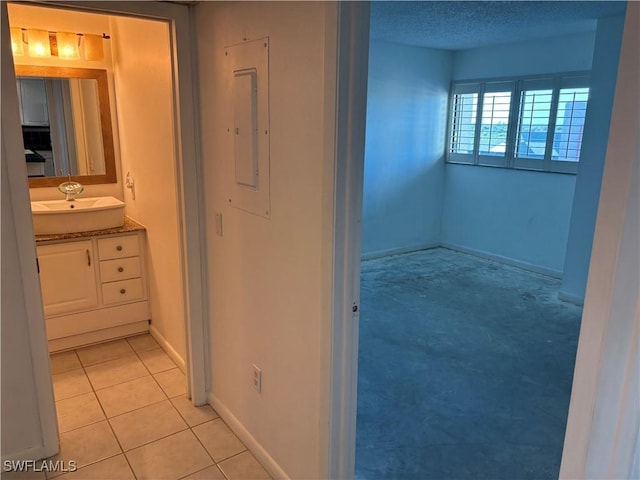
[15,66,116,187]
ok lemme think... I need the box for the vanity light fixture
[82,33,105,61]
[27,28,51,58]
[53,31,81,60]
[9,27,110,61]
[10,28,24,56]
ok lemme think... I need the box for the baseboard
[361,242,439,261]
[49,320,148,353]
[207,392,289,480]
[558,290,585,306]
[46,301,150,339]
[441,243,564,279]
[149,325,186,373]
[1,443,55,463]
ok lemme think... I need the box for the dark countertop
[35,217,146,244]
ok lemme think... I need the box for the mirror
[15,65,116,187]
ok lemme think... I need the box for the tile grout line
[216,447,251,465]
[82,346,140,480]
[50,336,260,480]
[117,335,192,478]
[180,462,229,480]
[128,337,182,398]
[48,348,129,480]
[116,424,192,456]
[93,338,166,480]
[68,344,157,480]
[49,336,165,479]
[188,420,237,480]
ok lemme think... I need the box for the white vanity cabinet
[38,240,98,316]
[37,230,150,352]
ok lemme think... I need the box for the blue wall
[560,15,626,302]
[441,32,596,276]
[453,31,596,79]
[364,27,624,290]
[442,166,576,275]
[362,41,452,258]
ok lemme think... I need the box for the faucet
[58,177,84,201]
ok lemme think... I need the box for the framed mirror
[15,65,117,187]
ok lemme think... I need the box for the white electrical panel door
[233,69,259,189]
[226,37,270,218]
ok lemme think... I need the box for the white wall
[196,2,338,477]
[362,41,451,258]
[1,139,44,460]
[7,3,124,201]
[441,32,596,275]
[1,3,58,460]
[560,3,639,475]
[560,15,626,303]
[110,16,186,364]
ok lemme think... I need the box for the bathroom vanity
[35,218,150,352]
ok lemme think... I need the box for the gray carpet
[355,248,582,480]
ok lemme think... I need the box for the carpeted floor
[355,248,582,480]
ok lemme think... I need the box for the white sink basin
[31,196,125,235]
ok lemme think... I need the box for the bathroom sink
[31,196,125,235]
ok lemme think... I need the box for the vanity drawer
[102,278,144,305]
[100,257,141,283]
[98,235,140,260]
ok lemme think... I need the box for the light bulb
[27,29,51,58]
[56,32,80,59]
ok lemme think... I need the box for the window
[478,82,512,166]
[446,73,590,174]
[479,92,511,156]
[552,87,589,162]
[516,88,553,160]
[449,92,477,155]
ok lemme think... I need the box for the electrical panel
[225,37,270,218]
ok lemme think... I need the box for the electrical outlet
[252,364,262,393]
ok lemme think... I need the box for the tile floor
[4,335,271,480]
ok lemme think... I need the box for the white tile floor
[4,335,272,480]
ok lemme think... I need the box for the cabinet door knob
[120,288,126,294]
[118,267,124,272]
[116,245,123,251]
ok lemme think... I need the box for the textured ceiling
[370,1,627,50]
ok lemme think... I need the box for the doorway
[353,1,627,478]
[1,0,206,462]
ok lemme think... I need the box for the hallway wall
[1,5,55,460]
[1,139,45,461]
[111,16,186,365]
[362,41,452,258]
[560,3,639,473]
[196,2,339,478]
[560,14,626,303]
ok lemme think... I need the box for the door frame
[2,0,208,460]
[327,3,370,479]
[330,2,639,479]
